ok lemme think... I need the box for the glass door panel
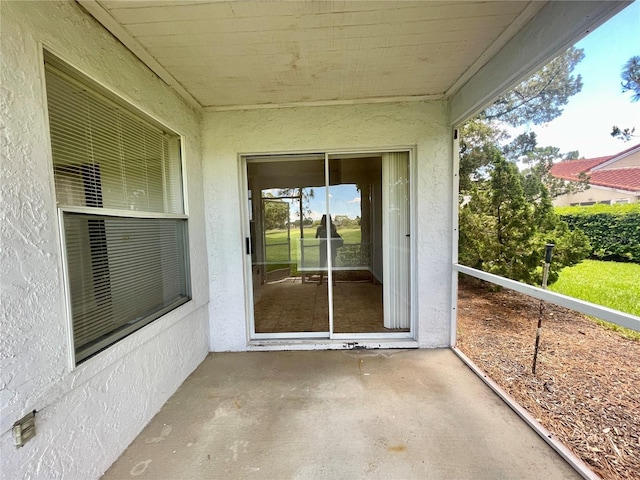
[247,156,329,335]
[328,154,410,334]
[245,151,411,339]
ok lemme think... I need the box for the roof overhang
[449,1,632,124]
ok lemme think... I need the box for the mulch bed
[457,278,639,480]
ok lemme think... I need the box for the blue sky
[519,2,640,158]
[280,185,361,221]
[270,185,361,221]
[323,185,361,220]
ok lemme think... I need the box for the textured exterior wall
[0,2,209,479]
[605,149,639,169]
[553,187,639,206]
[203,101,453,351]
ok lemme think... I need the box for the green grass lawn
[550,260,640,340]
[264,226,363,273]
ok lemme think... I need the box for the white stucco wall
[203,101,453,351]
[601,148,640,169]
[0,2,209,479]
[553,186,639,206]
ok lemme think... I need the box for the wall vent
[13,411,36,448]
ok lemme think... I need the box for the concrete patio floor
[102,349,580,479]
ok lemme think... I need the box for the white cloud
[348,196,361,204]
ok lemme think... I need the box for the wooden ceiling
[86,1,545,110]
[80,1,629,115]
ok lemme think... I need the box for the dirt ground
[457,278,639,480]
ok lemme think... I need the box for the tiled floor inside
[253,278,409,333]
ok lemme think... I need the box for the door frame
[239,146,417,344]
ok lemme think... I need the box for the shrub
[556,203,640,262]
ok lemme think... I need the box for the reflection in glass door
[247,156,329,335]
[245,151,411,339]
[328,154,410,334]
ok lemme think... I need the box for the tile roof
[589,167,640,191]
[550,143,640,192]
[550,157,612,180]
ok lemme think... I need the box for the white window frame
[44,51,191,365]
[239,146,417,346]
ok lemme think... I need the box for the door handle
[245,237,251,255]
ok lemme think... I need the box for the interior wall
[0,2,209,479]
[203,101,453,351]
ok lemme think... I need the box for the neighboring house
[550,143,640,206]
[0,1,631,478]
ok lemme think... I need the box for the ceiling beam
[205,94,444,112]
[449,1,632,126]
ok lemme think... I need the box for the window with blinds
[44,53,191,364]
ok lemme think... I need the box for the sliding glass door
[246,155,329,336]
[244,151,411,339]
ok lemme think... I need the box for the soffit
[86,1,545,110]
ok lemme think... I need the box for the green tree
[459,48,591,285]
[528,188,590,284]
[277,187,315,220]
[459,118,508,191]
[519,145,587,201]
[460,151,535,282]
[460,151,590,285]
[484,47,585,126]
[460,48,585,193]
[610,125,637,141]
[611,55,640,141]
[263,195,289,230]
[621,55,640,101]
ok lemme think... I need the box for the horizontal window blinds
[45,58,190,364]
[64,214,189,362]
[46,66,183,214]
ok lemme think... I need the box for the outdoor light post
[532,243,555,375]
